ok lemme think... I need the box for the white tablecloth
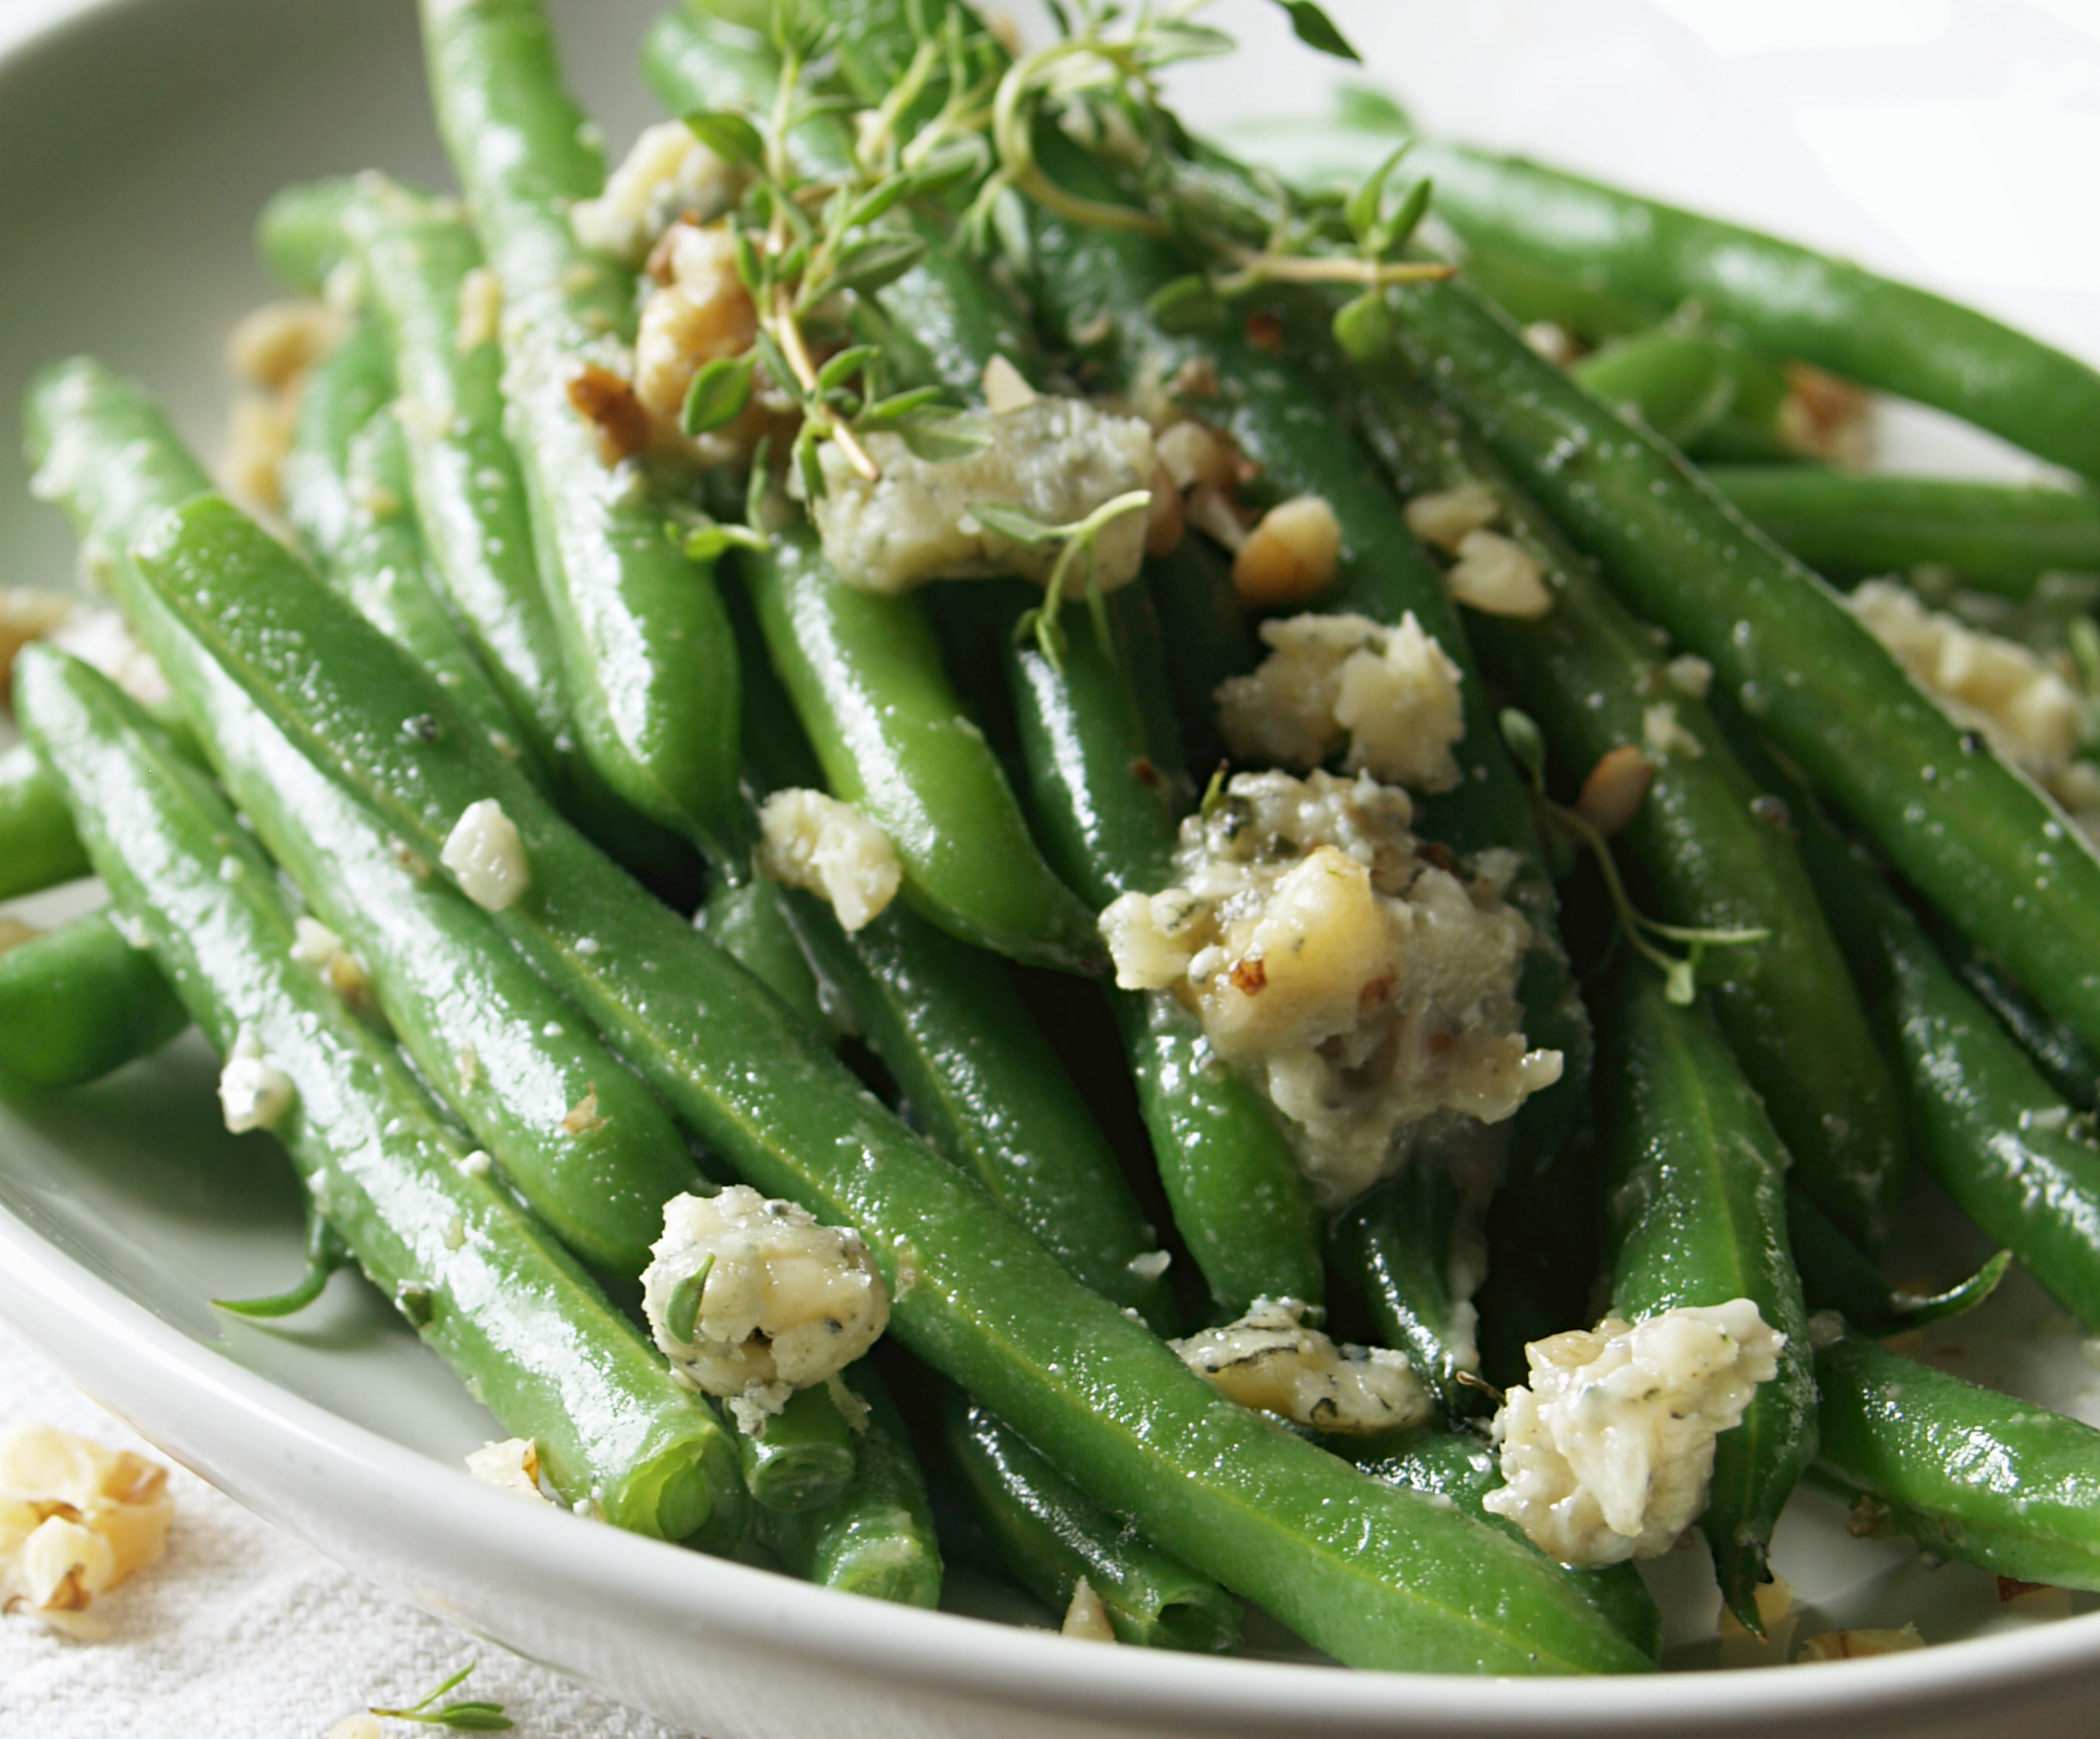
[0,1314,697,1736]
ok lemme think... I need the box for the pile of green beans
[14,0,2100,1686]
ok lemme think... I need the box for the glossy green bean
[1243,121,2100,482]
[1572,324,1789,458]
[756,1366,941,1607]
[0,913,188,1087]
[16,645,741,1543]
[0,743,92,899]
[1330,1166,1486,1419]
[283,321,525,757]
[1356,372,1904,1243]
[134,491,1650,1674]
[1935,932,2100,1112]
[730,1381,859,1515]
[1142,537,1256,774]
[1001,581,1322,1314]
[1707,468,2100,596]
[1600,967,1815,1630]
[935,1381,1240,1651]
[1341,1426,1661,1662]
[745,529,1103,973]
[1815,1331,2100,1590]
[1376,273,2100,1060]
[27,357,703,1280]
[420,0,744,865]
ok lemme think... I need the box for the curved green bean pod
[745,529,1103,973]
[1935,931,2100,1112]
[419,0,744,866]
[935,1381,1240,1651]
[283,321,525,758]
[1142,537,1257,773]
[1815,1331,2100,1591]
[16,646,741,1544]
[1330,1166,1485,1419]
[1707,468,2100,597]
[134,492,1652,1674]
[1358,374,1904,1243]
[1570,324,1762,452]
[1376,273,2100,1059]
[0,743,92,900]
[756,1366,941,1607]
[0,913,188,1087]
[1342,1426,1661,1662]
[1600,967,1816,1631]
[729,1381,858,1515]
[1000,581,1322,1314]
[1243,121,2100,482]
[27,357,704,1279]
[260,175,706,900]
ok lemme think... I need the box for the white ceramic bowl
[5,2,2100,1733]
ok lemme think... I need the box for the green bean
[1142,537,1256,773]
[1356,372,1904,1243]
[933,1379,1240,1651]
[0,743,92,899]
[756,1365,941,1607]
[419,0,744,865]
[1814,1330,2100,1591]
[1935,931,2100,1111]
[134,492,1651,1674]
[745,529,1103,973]
[1243,121,2100,482]
[1769,755,2100,1331]
[1330,1166,1485,1419]
[1785,1189,2008,1334]
[0,913,188,1087]
[1373,273,2100,1060]
[1000,580,1322,1314]
[27,357,704,1280]
[1706,468,2100,596]
[260,175,707,900]
[1600,967,1815,1630]
[696,876,834,1036]
[729,1381,859,1515]
[283,322,525,758]
[16,644,742,1543]
[1341,1426,1661,1662]
[1571,324,1754,451]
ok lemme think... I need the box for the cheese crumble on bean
[1171,1297,1431,1435]
[755,788,901,933]
[441,798,530,912]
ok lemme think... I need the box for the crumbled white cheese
[218,1026,294,1135]
[1215,611,1465,795]
[1851,578,2099,834]
[290,915,373,1006]
[570,120,744,265]
[1172,1298,1431,1435]
[755,789,901,933]
[1483,1300,1785,1567]
[1098,769,1560,1204]
[1664,654,1714,699]
[1061,1577,1117,1642]
[1404,482,1500,554]
[1641,701,1703,761]
[465,1438,552,1505]
[0,1426,172,1630]
[642,1187,889,1431]
[440,799,529,912]
[806,397,1156,597]
[1444,529,1553,620]
[328,1714,385,1739]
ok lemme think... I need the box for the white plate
[5,1,2100,1733]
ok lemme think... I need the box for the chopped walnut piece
[1576,744,1657,839]
[1232,495,1341,606]
[567,362,653,465]
[0,1426,173,1632]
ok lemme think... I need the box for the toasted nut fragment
[1445,529,1553,620]
[1144,461,1185,557]
[566,361,652,465]
[1576,744,1656,839]
[633,221,759,441]
[455,267,502,352]
[1797,1625,1924,1662]
[0,1426,173,1627]
[1185,482,1249,554]
[465,1438,552,1504]
[226,298,347,393]
[220,393,297,514]
[0,918,41,955]
[1779,364,1873,470]
[981,354,1039,415]
[1062,1577,1117,1642]
[1404,482,1500,554]
[1522,320,1581,367]
[1232,495,1341,606]
[1155,419,1240,492]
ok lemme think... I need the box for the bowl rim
[8,1184,2100,1734]
[6,0,2100,1728]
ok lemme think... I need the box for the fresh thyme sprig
[367,1660,513,1731]
[980,488,1154,671]
[1500,707,1768,1006]
[676,0,1000,490]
